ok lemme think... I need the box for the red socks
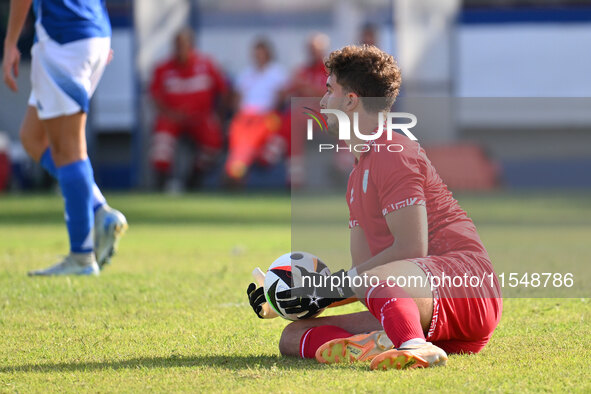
[297,285,425,358]
[299,325,353,358]
[365,283,425,348]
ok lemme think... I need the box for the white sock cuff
[92,183,107,211]
[399,338,427,349]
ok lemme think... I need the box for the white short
[28,23,110,120]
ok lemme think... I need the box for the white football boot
[94,205,128,269]
[370,341,448,370]
[28,253,99,276]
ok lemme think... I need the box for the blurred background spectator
[278,33,330,188]
[149,27,227,192]
[224,38,287,186]
[359,22,379,46]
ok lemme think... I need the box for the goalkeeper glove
[247,266,279,319]
[276,267,355,319]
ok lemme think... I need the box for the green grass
[0,192,590,392]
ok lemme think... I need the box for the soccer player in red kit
[247,45,502,371]
[150,28,227,190]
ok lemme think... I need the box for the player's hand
[2,43,21,92]
[248,268,279,319]
[276,267,355,319]
[246,282,279,319]
[247,282,267,319]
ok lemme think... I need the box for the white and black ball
[264,251,331,321]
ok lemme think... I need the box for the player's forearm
[351,242,372,268]
[351,242,427,276]
[4,0,33,46]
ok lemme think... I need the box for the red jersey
[289,60,327,96]
[346,133,487,257]
[150,51,227,116]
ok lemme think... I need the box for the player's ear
[345,92,360,112]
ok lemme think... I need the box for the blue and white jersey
[33,0,111,44]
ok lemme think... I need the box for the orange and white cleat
[369,342,448,370]
[315,331,393,364]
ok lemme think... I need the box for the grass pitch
[0,192,590,392]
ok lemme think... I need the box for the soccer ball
[264,251,331,321]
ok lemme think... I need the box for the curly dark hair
[324,45,402,112]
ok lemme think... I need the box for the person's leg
[310,261,437,366]
[224,113,254,182]
[415,253,503,354]
[224,113,273,183]
[150,116,180,191]
[28,112,99,276]
[43,113,128,270]
[27,35,126,275]
[345,260,448,369]
[279,261,433,360]
[20,105,106,212]
[354,260,434,342]
[21,105,125,270]
[279,310,382,357]
[187,116,223,189]
[20,106,50,161]
[256,112,284,167]
[359,254,501,368]
[45,112,94,246]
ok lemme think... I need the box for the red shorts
[153,114,223,151]
[151,115,224,171]
[408,252,503,354]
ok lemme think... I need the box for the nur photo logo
[303,108,419,153]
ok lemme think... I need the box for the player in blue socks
[38,147,128,271]
[2,0,127,275]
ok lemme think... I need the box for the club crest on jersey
[362,170,369,193]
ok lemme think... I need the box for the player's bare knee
[19,126,43,161]
[18,107,48,161]
[19,128,34,157]
[47,140,86,166]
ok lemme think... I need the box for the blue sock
[41,148,106,212]
[92,183,107,211]
[40,148,57,177]
[57,159,95,253]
